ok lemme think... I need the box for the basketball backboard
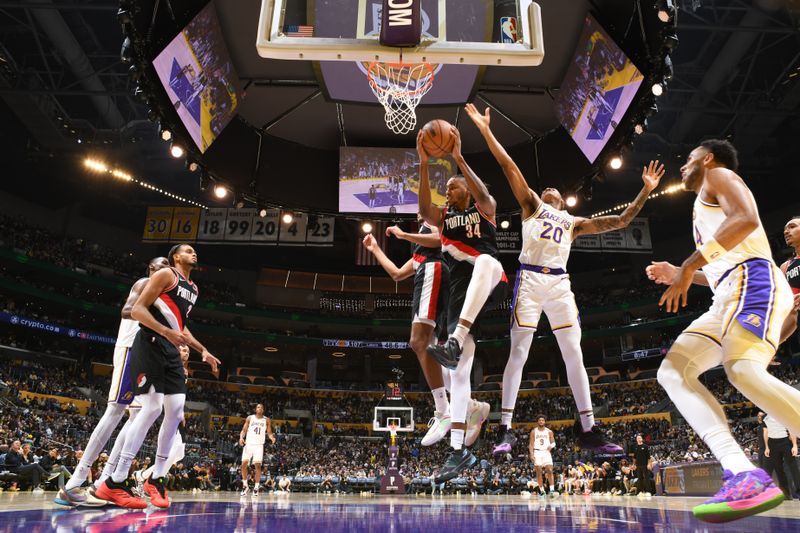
[373,406,414,432]
[256,0,544,66]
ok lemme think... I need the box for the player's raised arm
[131,268,187,348]
[465,104,540,218]
[448,125,497,219]
[386,225,441,248]
[417,131,446,227]
[646,261,709,287]
[573,160,664,237]
[362,234,415,281]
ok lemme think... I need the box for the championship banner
[573,217,652,253]
[323,339,409,349]
[0,311,117,345]
[496,215,522,254]
[143,207,334,246]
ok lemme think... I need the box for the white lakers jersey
[246,415,267,446]
[116,318,140,348]
[519,202,574,270]
[533,427,551,451]
[692,189,773,290]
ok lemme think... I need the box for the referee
[763,413,798,499]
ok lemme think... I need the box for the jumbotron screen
[152,2,240,153]
[554,15,644,163]
[339,147,454,214]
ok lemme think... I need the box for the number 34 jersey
[519,202,575,270]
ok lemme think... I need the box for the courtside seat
[288,379,310,388]
[519,380,535,390]
[477,382,501,391]
[483,374,503,383]
[237,367,261,377]
[188,361,208,371]
[253,376,278,386]
[630,368,659,380]
[595,373,621,384]
[191,370,217,380]
[534,380,558,389]
[526,372,551,381]
[228,375,252,385]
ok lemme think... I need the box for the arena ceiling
[0,0,799,227]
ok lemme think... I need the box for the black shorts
[447,264,508,337]
[411,260,449,339]
[128,329,186,396]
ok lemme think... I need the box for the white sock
[143,430,184,480]
[457,254,504,325]
[442,369,451,393]
[449,335,476,425]
[432,387,449,414]
[98,409,138,488]
[65,403,127,491]
[451,324,469,346]
[111,390,164,483]
[703,424,755,474]
[151,394,186,479]
[500,411,513,428]
[554,327,594,432]
[501,326,534,425]
[450,429,465,450]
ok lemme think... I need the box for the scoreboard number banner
[146,207,333,245]
[142,207,174,242]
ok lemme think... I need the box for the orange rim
[367,61,435,98]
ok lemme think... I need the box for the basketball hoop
[367,62,435,135]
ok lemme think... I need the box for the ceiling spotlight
[609,156,623,170]
[388,354,402,360]
[282,212,294,224]
[652,83,664,96]
[170,144,184,158]
[500,219,510,229]
[565,195,578,207]
[214,185,228,199]
[332,352,346,358]
[263,346,278,352]
[160,129,172,142]
[362,221,373,233]
[259,208,268,218]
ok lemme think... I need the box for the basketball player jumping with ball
[417,120,508,482]
[464,104,661,455]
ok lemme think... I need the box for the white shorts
[108,344,138,406]
[678,259,793,361]
[533,450,553,467]
[242,443,264,464]
[512,270,579,332]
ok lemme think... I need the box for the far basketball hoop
[367,62,435,134]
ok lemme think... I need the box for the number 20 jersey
[519,202,574,270]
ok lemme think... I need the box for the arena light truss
[590,182,684,218]
[83,158,208,209]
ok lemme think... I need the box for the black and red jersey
[146,267,198,335]
[786,256,800,295]
[440,204,499,274]
[412,222,444,269]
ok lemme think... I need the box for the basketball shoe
[465,400,490,446]
[143,476,170,508]
[426,338,460,370]
[54,487,108,508]
[434,448,477,484]
[492,425,517,455]
[692,468,784,523]
[95,478,147,509]
[422,412,452,446]
[574,423,623,454]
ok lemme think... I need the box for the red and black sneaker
[143,476,170,508]
[95,478,147,509]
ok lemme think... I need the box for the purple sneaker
[693,468,784,523]
[492,427,517,455]
[574,423,623,454]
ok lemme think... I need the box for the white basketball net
[368,62,435,135]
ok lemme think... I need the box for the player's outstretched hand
[202,350,221,375]
[269,434,276,444]
[239,437,245,447]
[464,103,490,132]
[362,233,376,251]
[646,261,678,285]
[416,130,429,162]
[641,160,666,192]
[385,225,404,239]
[449,125,462,158]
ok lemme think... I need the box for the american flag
[356,221,388,266]
[284,25,314,37]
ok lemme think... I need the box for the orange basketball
[421,119,456,158]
